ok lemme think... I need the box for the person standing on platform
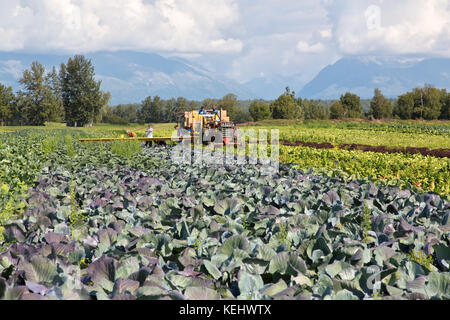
[145,124,153,147]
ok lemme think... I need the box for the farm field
[239,120,450,150]
[0,120,449,300]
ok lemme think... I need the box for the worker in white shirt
[145,124,153,147]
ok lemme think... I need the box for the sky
[1,0,449,87]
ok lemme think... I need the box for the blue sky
[1,0,449,87]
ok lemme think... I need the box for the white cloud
[325,0,450,56]
[296,41,325,54]
[0,0,242,54]
[1,0,449,89]
[222,1,335,85]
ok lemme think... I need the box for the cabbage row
[0,147,448,300]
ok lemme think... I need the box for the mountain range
[299,56,450,99]
[0,51,255,105]
[1,51,449,104]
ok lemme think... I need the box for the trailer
[79,108,238,146]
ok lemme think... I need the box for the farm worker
[146,124,153,138]
[127,130,137,138]
[212,107,220,123]
[145,124,153,147]
[174,125,183,138]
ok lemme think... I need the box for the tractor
[178,108,236,145]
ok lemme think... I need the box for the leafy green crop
[410,249,435,271]
[0,127,448,301]
[241,120,450,149]
[280,145,450,195]
[0,144,447,301]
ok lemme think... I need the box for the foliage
[45,66,65,122]
[41,136,60,155]
[0,182,27,243]
[244,122,450,150]
[110,140,142,159]
[394,85,447,120]
[330,102,345,119]
[270,89,303,120]
[0,84,14,126]
[340,92,362,118]
[302,100,328,120]
[394,93,414,120]
[0,145,448,300]
[218,94,239,121]
[68,179,86,239]
[16,61,61,126]
[101,104,140,124]
[410,250,435,271]
[249,100,271,121]
[370,89,392,119]
[59,55,110,127]
[440,92,450,120]
[64,135,75,158]
[411,86,443,120]
[361,204,372,244]
[139,96,166,124]
[233,107,251,123]
[280,145,450,194]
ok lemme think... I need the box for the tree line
[0,56,110,127]
[100,85,450,124]
[100,94,256,125]
[1,57,449,126]
[248,86,449,122]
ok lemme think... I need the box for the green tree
[440,92,450,120]
[218,94,238,120]
[234,107,251,123]
[140,96,152,123]
[303,100,328,120]
[329,101,345,119]
[163,98,176,122]
[124,104,139,123]
[46,66,65,122]
[202,98,218,109]
[249,100,271,121]
[101,107,129,124]
[0,84,14,126]
[270,88,303,119]
[151,96,164,122]
[101,103,139,124]
[175,97,189,112]
[59,55,110,127]
[139,96,164,123]
[284,86,296,99]
[393,92,414,119]
[189,100,197,111]
[340,92,362,118]
[163,97,190,122]
[18,61,59,125]
[411,86,442,120]
[393,85,444,120]
[370,88,392,119]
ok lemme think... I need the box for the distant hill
[299,57,450,99]
[0,51,256,105]
[2,52,450,104]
